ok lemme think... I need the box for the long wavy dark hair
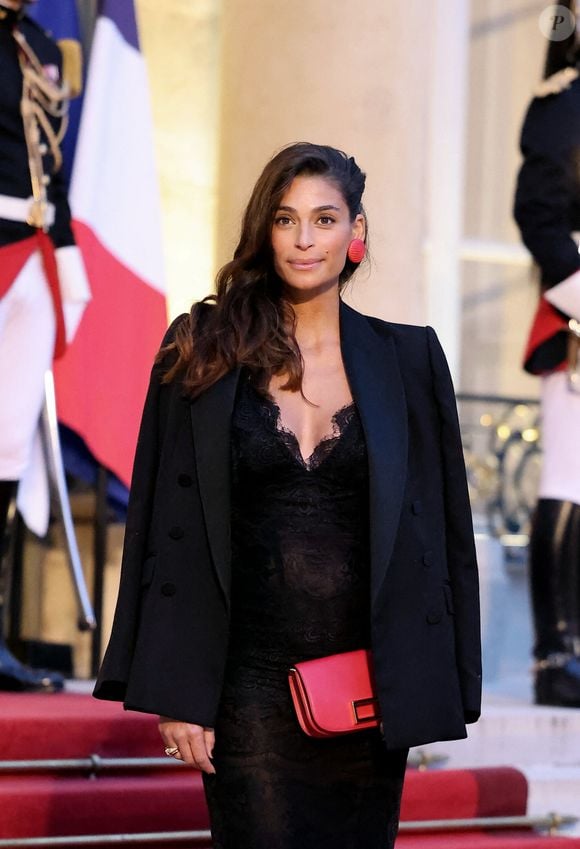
[160,142,368,399]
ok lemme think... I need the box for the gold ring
[164,746,180,758]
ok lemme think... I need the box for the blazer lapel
[340,301,408,608]
[190,366,241,610]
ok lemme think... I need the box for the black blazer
[94,300,482,750]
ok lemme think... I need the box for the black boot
[529,498,580,707]
[0,642,64,692]
[0,481,64,693]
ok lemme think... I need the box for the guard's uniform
[0,6,89,482]
[514,64,580,706]
[0,4,88,692]
[514,67,580,505]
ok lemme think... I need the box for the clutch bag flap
[288,648,380,738]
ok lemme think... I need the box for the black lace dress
[202,373,408,849]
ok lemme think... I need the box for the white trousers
[539,370,580,506]
[0,251,55,480]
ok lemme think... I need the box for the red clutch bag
[288,649,381,738]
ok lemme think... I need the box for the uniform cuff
[544,268,580,320]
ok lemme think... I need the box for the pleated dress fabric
[202,372,408,849]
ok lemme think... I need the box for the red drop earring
[347,238,366,264]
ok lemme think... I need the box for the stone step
[411,700,580,838]
[432,534,580,836]
[416,702,580,769]
[525,765,580,837]
[475,534,534,686]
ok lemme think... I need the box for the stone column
[137,0,222,317]
[215,0,436,326]
[424,0,470,379]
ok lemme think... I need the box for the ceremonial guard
[514,0,580,707]
[0,0,89,690]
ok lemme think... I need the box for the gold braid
[12,27,70,230]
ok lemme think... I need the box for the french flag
[53,0,167,496]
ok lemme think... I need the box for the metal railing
[457,392,541,544]
[0,752,577,846]
[0,835,211,847]
[0,814,577,847]
[0,751,444,777]
[0,835,210,847]
[400,813,578,836]
[0,756,181,778]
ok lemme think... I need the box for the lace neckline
[248,382,357,471]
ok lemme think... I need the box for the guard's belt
[0,194,55,228]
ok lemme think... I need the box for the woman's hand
[158,716,216,774]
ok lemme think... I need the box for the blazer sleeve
[426,326,482,724]
[93,314,187,701]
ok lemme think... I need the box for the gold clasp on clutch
[351,697,380,725]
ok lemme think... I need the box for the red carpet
[400,766,527,820]
[0,693,578,847]
[0,775,207,838]
[0,692,160,759]
[399,837,580,848]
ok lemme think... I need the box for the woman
[514,0,580,708]
[94,143,481,848]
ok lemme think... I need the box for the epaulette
[58,39,83,98]
[535,66,579,98]
[21,15,83,98]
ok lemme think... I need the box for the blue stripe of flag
[100,0,140,50]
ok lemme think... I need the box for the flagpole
[91,464,107,676]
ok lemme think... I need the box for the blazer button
[423,550,434,567]
[168,526,184,540]
[427,608,442,624]
[412,500,423,515]
[178,474,192,487]
[161,582,176,597]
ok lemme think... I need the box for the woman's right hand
[158,716,216,774]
